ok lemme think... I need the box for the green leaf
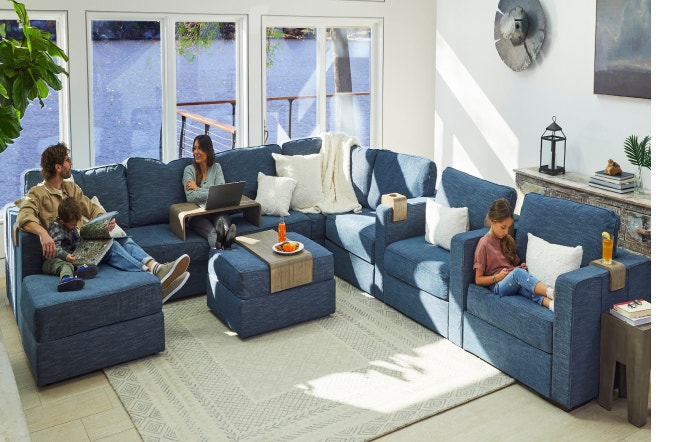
[0,0,69,149]
[624,135,651,170]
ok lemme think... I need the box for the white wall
[1,0,436,163]
[434,0,651,189]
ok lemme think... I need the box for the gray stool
[207,232,335,338]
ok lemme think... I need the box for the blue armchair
[375,167,517,340]
[457,193,652,410]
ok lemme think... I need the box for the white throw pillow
[424,199,469,251]
[255,172,297,216]
[272,153,323,211]
[89,196,127,237]
[526,232,583,288]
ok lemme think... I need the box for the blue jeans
[492,267,543,305]
[102,237,152,272]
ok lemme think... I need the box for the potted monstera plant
[623,134,651,194]
[0,0,69,153]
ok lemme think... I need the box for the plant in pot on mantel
[0,0,69,153]
[624,134,651,195]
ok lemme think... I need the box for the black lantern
[539,116,566,176]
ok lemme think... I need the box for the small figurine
[603,159,623,176]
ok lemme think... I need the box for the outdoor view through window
[2,20,373,206]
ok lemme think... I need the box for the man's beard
[60,169,71,179]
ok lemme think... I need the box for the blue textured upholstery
[21,267,160,341]
[458,192,652,410]
[72,163,132,228]
[376,167,517,343]
[207,232,335,338]
[367,150,437,210]
[125,157,191,226]
[216,144,280,199]
[436,167,517,231]
[281,137,322,155]
[350,145,378,208]
[325,209,377,263]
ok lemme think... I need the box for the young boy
[43,197,99,292]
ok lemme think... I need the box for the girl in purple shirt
[474,199,554,311]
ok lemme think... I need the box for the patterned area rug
[105,278,513,441]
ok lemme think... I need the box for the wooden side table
[598,311,651,427]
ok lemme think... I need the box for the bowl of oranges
[273,241,304,255]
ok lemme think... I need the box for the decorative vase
[634,165,645,195]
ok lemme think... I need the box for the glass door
[263,19,380,148]
[175,20,239,156]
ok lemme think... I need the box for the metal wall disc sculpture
[494,0,546,71]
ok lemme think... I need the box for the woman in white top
[183,135,236,249]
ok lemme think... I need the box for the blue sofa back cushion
[367,150,437,210]
[72,163,132,229]
[22,169,43,195]
[216,144,281,199]
[435,167,517,231]
[350,145,378,208]
[516,193,620,267]
[281,137,322,156]
[125,157,191,227]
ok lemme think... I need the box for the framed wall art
[594,0,651,99]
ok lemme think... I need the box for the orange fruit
[282,242,297,252]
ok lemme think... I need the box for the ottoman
[207,232,335,338]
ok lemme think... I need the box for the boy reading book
[44,197,100,292]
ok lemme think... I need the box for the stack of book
[609,299,651,326]
[588,170,635,194]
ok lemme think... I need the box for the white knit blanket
[314,132,363,214]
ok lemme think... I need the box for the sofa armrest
[374,197,427,300]
[376,197,428,246]
[551,265,609,409]
[448,228,486,346]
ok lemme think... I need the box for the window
[88,14,245,165]
[90,19,162,164]
[0,14,68,205]
[175,20,239,156]
[263,18,382,148]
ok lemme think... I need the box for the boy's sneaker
[75,264,99,279]
[58,276,85,292]
[154,254,190,289]
[162,271,190,304]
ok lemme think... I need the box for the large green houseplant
[0,0,69,153]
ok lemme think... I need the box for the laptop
[199,181,246,210]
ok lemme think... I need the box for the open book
[73,211,118,266]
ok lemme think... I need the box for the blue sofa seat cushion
[467,284,554,354]
[125,157,191,227]
[436,167,517,231]
[384,236,450,301]
[128,224,208,264]
[21,266,161,342]
[209,232,334,300]
[367,150,437,210]
[216,144,281,200]
[516,193,621,265]
[326,208,377,263]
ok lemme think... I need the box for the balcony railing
[176,91,369,157]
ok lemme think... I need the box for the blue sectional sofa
[376,167,517,341]
[3,136,436,386]
[457,193,652,410]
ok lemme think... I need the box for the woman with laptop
[183,135,237,249]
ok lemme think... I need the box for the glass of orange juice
[601,232,613,265]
